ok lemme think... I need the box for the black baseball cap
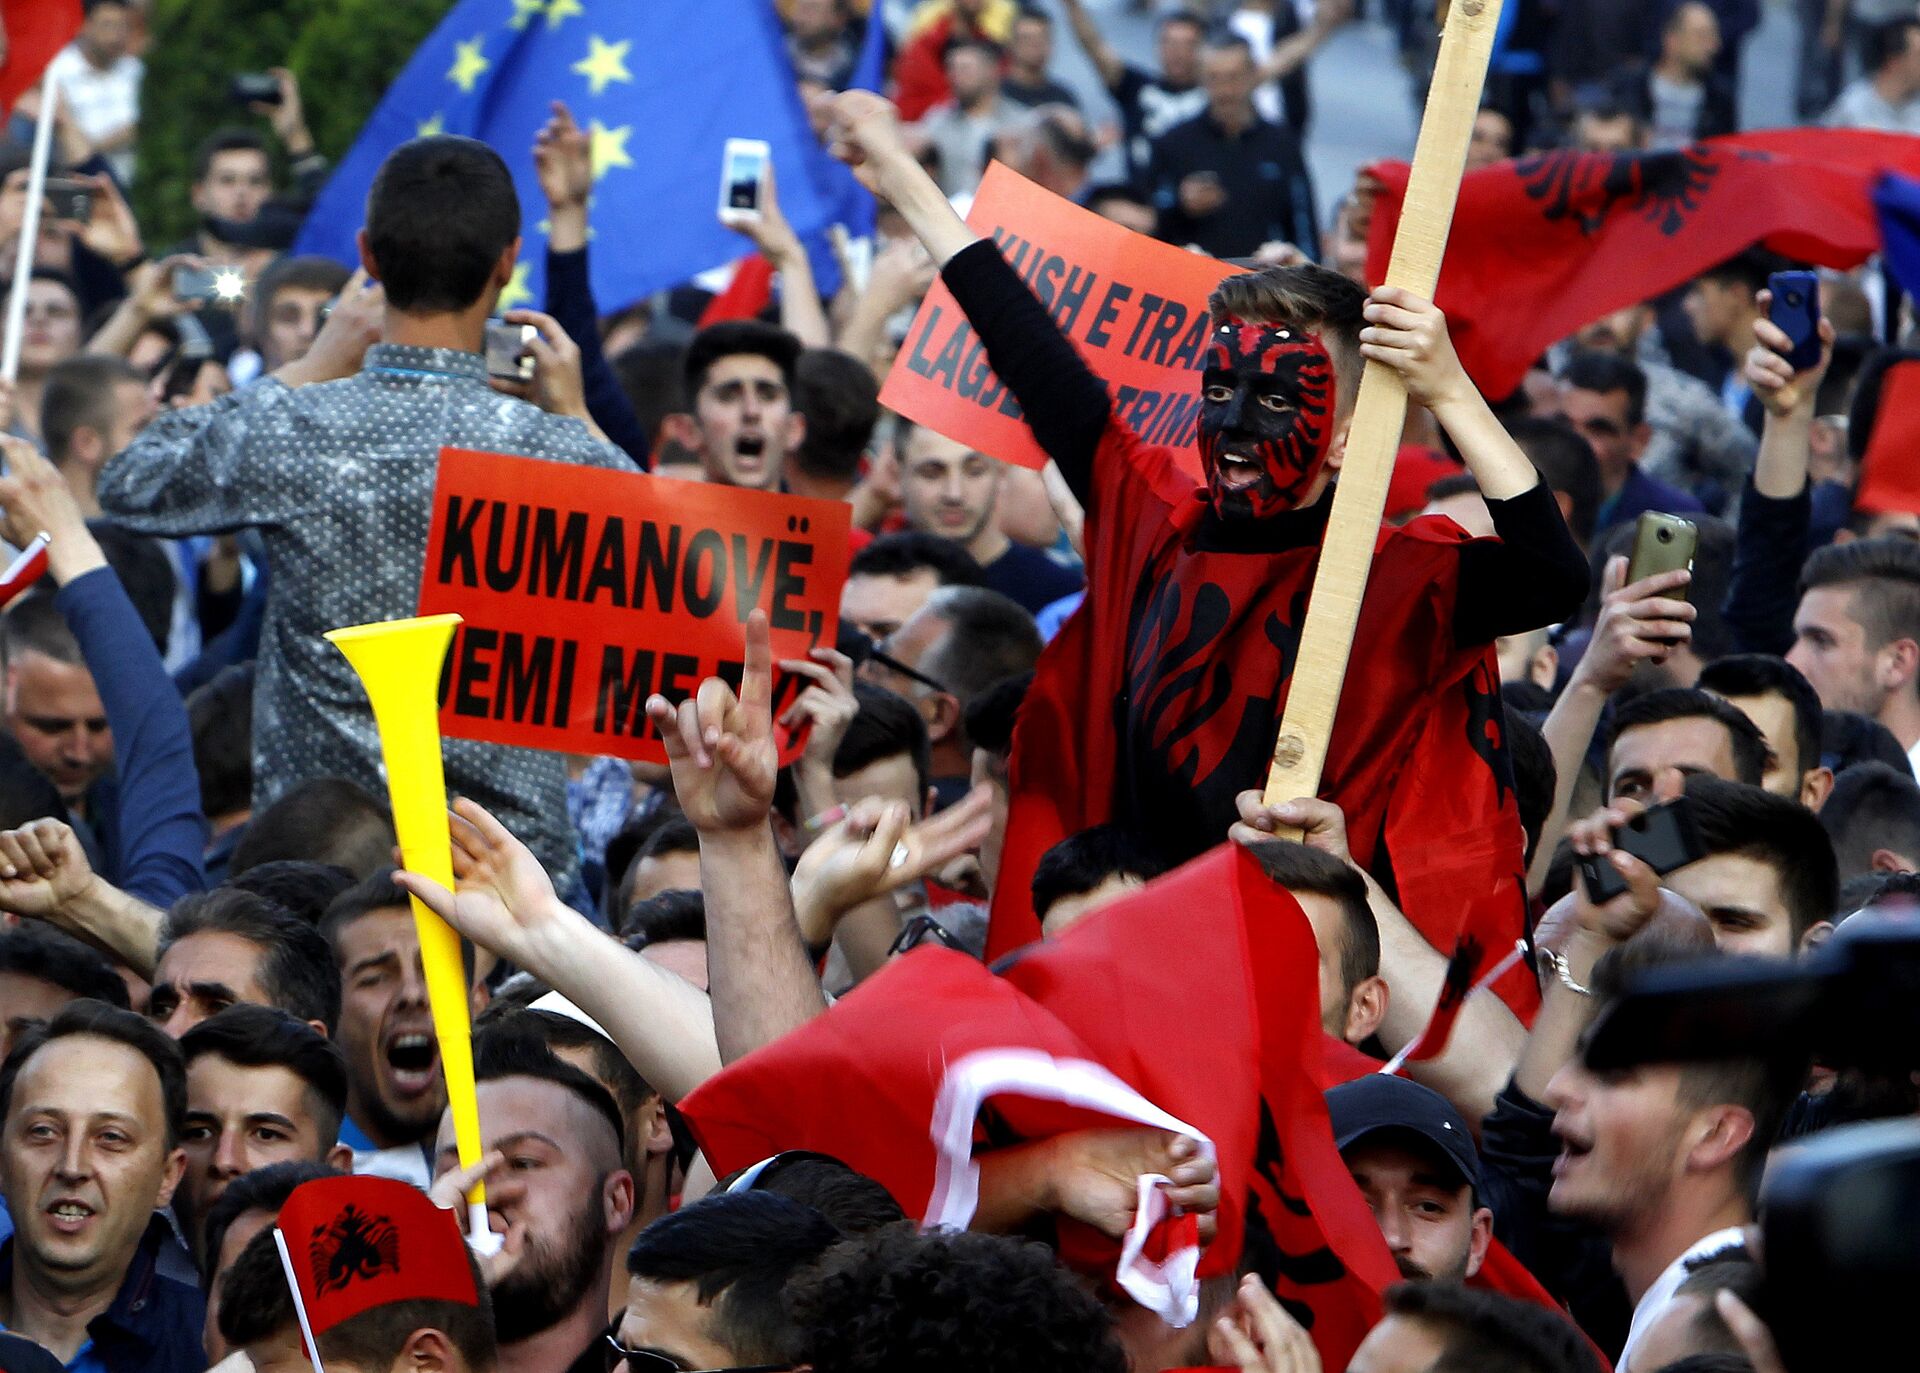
[1325,1074,1483,1195]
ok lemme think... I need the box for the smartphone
[43,178,92,223]
[719,138,771,221]
[172,265,220,304]
[1768,269,1823,372]
[485,320,537,383]
[1626,511,1697,588]
[230,72,283,106]
[1577,795,1706,904]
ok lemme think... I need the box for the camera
[43,178,93,223]
[485,321,537,383]
[230,72,283,107]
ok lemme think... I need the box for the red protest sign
[880,161,1236,474]
[417,449,850,765]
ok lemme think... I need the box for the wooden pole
[1261,0,1506,813]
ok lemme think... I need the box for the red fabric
[276,1176,479,1337]
[1385,445,1463,522]
[697,255,777,328]
[0,537,49,609]
[1855,361,1920,516]
[893,18,957,121]
[681,845,1398,1371]
[1365,130,1920,401]
[987,416,1539,1030]
[0,0,82,113]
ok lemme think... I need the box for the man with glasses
[610,1191,835,1373]
[1556,350,1705,535]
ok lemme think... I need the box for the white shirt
[1618,1225,1746,1371]
[1905,733,1920,783]
[47,44,143,181]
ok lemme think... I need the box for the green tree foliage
[133,0,453,245]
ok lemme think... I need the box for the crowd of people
[0,1,1916,1371]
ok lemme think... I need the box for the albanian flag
[0,0,83,114]
[1366,129,1920,401]
[681,845,1399,1369]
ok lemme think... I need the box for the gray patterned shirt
[98,344,636,892]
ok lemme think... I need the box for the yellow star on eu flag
[448,36,490,93]
[497,260,533,312]
[416,112,445,137]
[508,0,545,29]
[572,36,633,96]
[589,120,634,181]
[545,0,585,28]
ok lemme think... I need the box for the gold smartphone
[1626,511,1698,589]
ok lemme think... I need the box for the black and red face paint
[1198,317,1338,521]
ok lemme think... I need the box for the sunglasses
[602,1324,798,1373]
[863,640,950,696]
[888,911,964,956]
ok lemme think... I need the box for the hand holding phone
[1576,796,1705,905]
[719,138,771,223]
[1767,269,1823,373]
[484,320,537,383]
[43,178,92,224]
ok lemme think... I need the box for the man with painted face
[829,94,1588,933]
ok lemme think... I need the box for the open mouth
[732,434,768,470]
[1551,1132,1592,1177]
[384,1032,440,1096]
[1215,453,1263,492]
[45,1199,95,1234]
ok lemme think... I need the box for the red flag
[275,1176,479,1338]
[1854,357,1920,517]
[1365,129,1920,401]
[0,534,49,610]
[697,255,778,328]
[0,0,83,114]
[681,846,1398,1368]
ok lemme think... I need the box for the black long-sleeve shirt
[939,240,1591,647]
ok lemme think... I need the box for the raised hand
[533,100,593,214]
[498,307,590,422]
[1747,287,1834,420]
[1048,1128,1219,1243]
[393,798,577,982]
[1573,555,1695,692]
[1230,792,1350,861]
[1208,1275,1324,1373]
[428,1150,529,1285]
[827,90,916,197]
[0,819,100,924]
[791,787,995,944]
[645,610,779,835]
[778,644,858,817]
[0,436,106,583]
[1360,286,1472,412]
[1563,797,1666,945]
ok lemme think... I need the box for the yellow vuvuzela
[325,614,489,1222]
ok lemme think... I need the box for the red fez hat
[276,1175,480,1338]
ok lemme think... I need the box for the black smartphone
[230,72,283,106]
[484,320,537,382]
[43,178,92,222]
[1768,269,1822,372]
[1577,795,1705,904]
[172,265,220,303]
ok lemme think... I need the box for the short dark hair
[232,778,397,878]
[1821,709,1912,774]
[943,33,1005,64]
[1799,536,1920,659]
[1698,246,1792,297]
[187,663,254,821]
[179,1004,349,1145]
[1208,262,1368,395]
[1698,654,1824,783]
[784,1224,1130,1373]
[226,860,360,928]
[847,531,986,587]
[1669,1245,1763,1360]
[365,136,521,313]
[1381,1281,1601,1373]
[320,868,412,949]
[1244,840,1379,1000]
[1560,349,1648,427]
[794,349,879,483]
[1818,761,1920,881]
[1085,183,1154,220]
[216,1224,299,1349]
[961,670,1031,758]
[0,999,188,1148]
[684,320,802,397]
[1605,688,1769,788]
[1865,17,1920,75]
[721,1153,906,1236]
[518,1009,655,1118]
[1,590,82,669]
[626,1193,839,1363]
[0,927,128,1008]
[616,817,702,926]
[619,888,707,948]
[1683,775,1838,942]
[320,1280,496,1373]
[1508,712,1557,867]
[917,586,1043,709]
[192,127,269,183]
[1507,416,1602,545]
[202,1159,343,1285]
[473,1021,625,1162]
[1031,825,1167,921]
[40,354,142,467]
[611,339,689,446]
[251,254,352,338]
[835,683,932,800]
[160,888,342,1034]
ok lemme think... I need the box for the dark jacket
[0,1219,207,1373]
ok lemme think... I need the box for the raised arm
[828,91,1112,505]
[1056,0,1128,91]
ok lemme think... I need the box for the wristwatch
[1539,947,1592,997]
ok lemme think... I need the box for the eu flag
[294,0,844,312]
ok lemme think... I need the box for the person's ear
[1883,637,1920,691]
[661,412,702,455]
[1686,1103,1756,1174]
[1797,919,1835,955]
[604,1166,637,1233]
[1464,1206,1494,1280]
[1344,973,1388,1045]
[401,1328,457,1372]
[468,976,492,1019]
[783,409,808,456]
[355,228,382,282]
[1323,413,1351,474]
[327,1142,355,1173]
[70,425,104,472]
[492,237,522,291]
[155,1146,188,1211]
[1529,643,1560,692]
[306,1017,329,1038]
[1800,765,1834,813]
[1630,421,1653,456]
[922,691,962,745]
[641,1099,675,1159]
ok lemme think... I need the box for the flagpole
[2,65,60,386]
[1261,0,1506,816]
[273,1227,331,1373]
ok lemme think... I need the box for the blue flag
[294,0,842,312]
[1876,170,1920,303]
